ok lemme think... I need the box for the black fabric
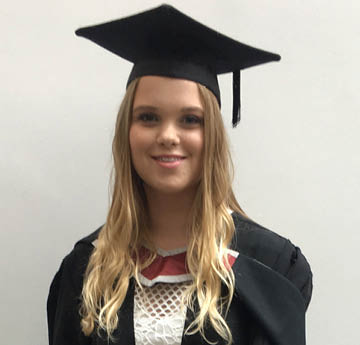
[47,241,93,345]
[75,4,281,126]
[47,213,313,345]
[233,70,241,127]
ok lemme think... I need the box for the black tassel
[232,70,241,127]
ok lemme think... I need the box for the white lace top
[134,246,190,345]
[132,245,239,345]
[134,281,189,345]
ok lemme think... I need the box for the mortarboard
[75,4,281,127]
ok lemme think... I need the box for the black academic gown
[47,212,313,345]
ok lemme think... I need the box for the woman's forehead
[133,76,203,110]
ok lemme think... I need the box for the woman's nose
[156,123,180,147]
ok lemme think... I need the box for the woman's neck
[144,186,197,250]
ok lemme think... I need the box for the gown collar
[137,246,239,287]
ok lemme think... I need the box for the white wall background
[1,0,359,344]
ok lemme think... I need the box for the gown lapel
[180,253,306,345]
[232,252,306,345]
[97,279,136,345]
[180,298,207,345]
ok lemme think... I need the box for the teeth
[157,157,182,162]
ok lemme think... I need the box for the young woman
[47,5,313,345]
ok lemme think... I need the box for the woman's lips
[152,155,186,168]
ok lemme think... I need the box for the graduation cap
[75,4,281,127]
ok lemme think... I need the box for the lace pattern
[134,281,190,345]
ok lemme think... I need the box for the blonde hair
[80,77,249,344]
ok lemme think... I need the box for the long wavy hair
[80,77,249,344]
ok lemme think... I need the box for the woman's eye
[137,113,158,123]
[182,115,203,125]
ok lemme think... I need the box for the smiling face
[129,76,204,195]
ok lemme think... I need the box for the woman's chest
[92,282,253,345]
[133,281,189,345]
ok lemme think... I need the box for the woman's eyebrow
[133,105,158,113]
[133,105,204,114]
[180,106,204,114]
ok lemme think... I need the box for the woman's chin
[143,181,198,196]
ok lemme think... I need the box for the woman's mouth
[152,155,186,168]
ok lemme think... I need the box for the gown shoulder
[231,212,313,310]
[47,226,102,345]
